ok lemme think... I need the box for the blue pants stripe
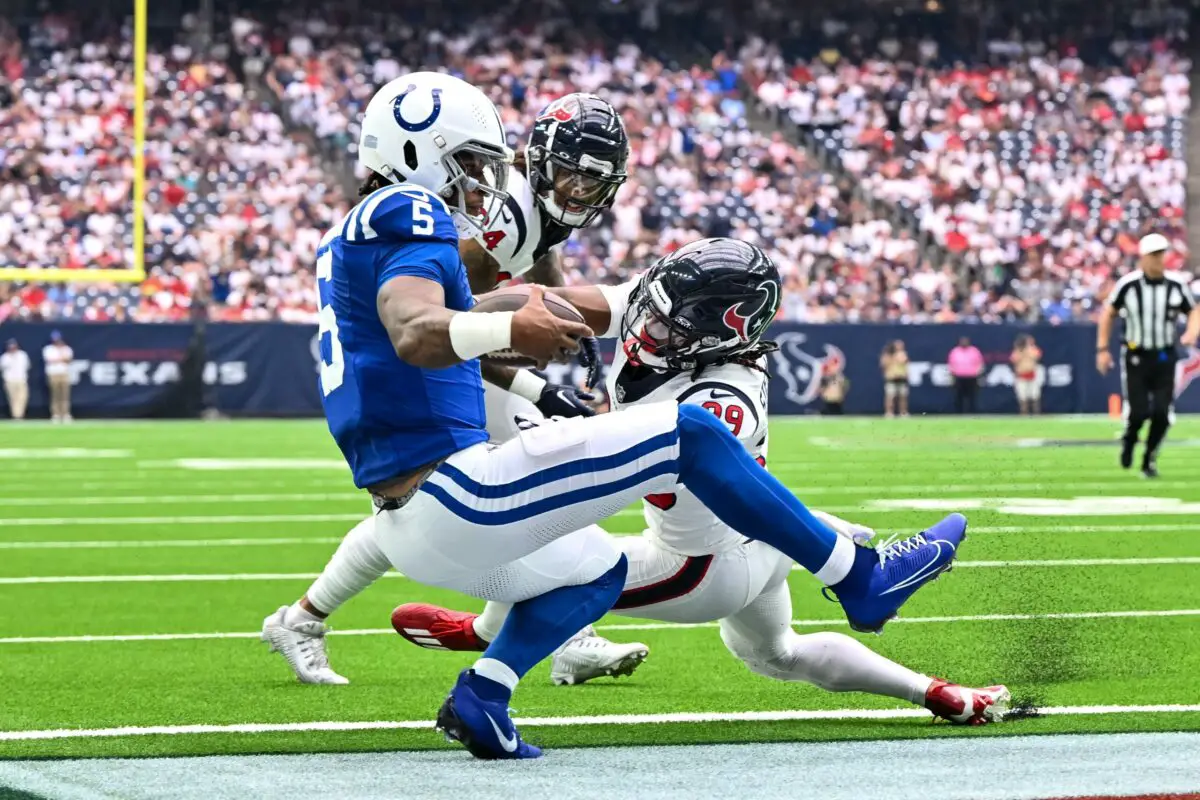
[436,428,679,500]
[422,458,679,527]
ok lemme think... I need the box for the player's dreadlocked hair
[690,340,779,382]
[358,170,390,198]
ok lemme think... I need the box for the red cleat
[391,603,487,652]
[924,679,1010,725]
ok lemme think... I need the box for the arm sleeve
[596,277,641,338]
[376,240,461,291]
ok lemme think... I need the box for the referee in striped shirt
[1097,233,1200,477]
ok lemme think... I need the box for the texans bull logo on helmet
[723,281,780,344]
[537,97,577,123]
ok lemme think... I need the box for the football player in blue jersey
[263,72,968,760]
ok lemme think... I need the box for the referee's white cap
[1139,232,1171,256]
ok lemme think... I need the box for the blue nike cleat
[827,512,966,633]
[435,669,542,760]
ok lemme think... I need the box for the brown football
[470,285,584,367]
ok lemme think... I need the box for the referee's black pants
[1122,349,1176,464]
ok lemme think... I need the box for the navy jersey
[316,183,488,488]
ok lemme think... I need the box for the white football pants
[372,402,681,603]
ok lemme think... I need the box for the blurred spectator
[1011,333,1043,414]
[948,336,984,413]
[1,338,30,420]
[880,339,909,417]
[820,359,849,415]
[42,330,73,422]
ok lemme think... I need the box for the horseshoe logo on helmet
[392,84,443,132]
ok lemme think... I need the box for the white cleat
[550,626,649,686]
[261,605,349,685]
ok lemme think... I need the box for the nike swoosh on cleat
[879,540,954,596]
[483,709,519,753]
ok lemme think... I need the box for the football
[470,285,585,366]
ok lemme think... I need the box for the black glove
[535,383,596,418]
[577,336,602,389]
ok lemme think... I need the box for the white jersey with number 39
[604,279,771,556]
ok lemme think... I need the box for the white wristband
[448,311,513,361]
[509,369,547,402]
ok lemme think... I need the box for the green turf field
[2,416,1199,760]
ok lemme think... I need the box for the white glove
[812,510,876,547]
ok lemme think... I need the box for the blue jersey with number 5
[315,183,487,488]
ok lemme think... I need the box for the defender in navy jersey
[263,72,969,761]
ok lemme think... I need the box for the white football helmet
[358,72,512,236]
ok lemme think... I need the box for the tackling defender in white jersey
[394,238,1010,725]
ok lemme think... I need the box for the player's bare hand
[1182,330,1199,348]
[511,285,593,364]
[1096,351,1113,375]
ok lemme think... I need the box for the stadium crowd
[749,6,1192,322]
[0,1,1191,324]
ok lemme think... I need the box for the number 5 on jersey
[316,249,344,395]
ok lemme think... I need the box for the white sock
[473,602,512,644]
[302,517,391,617]
[473,657,519,691]
[813,534,856,586]
[283,603,324,627]
[772,631,933,704]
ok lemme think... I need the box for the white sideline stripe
[0,537,346,551]
[2,704,1199,742]
[6,557,1197,585]
[3,609,1197,644]
[0,514,367,527]
[0,493,363,507]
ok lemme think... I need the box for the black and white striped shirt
[1107,271,1196,351]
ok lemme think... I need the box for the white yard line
[792,481,1200,493]
[3,608,1197,645]
[966,523,1200,534]
[2,704,1199,742]
[0,513,367,527]
[790,557,1200,571]
[2,509,1197,529]
[2,523,1195,550]
[0,448,133,459]
[0,537,346,551]
[3,556,1196,585]
[0,494,364,507]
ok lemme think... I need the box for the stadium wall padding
[2,322,1194,418]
